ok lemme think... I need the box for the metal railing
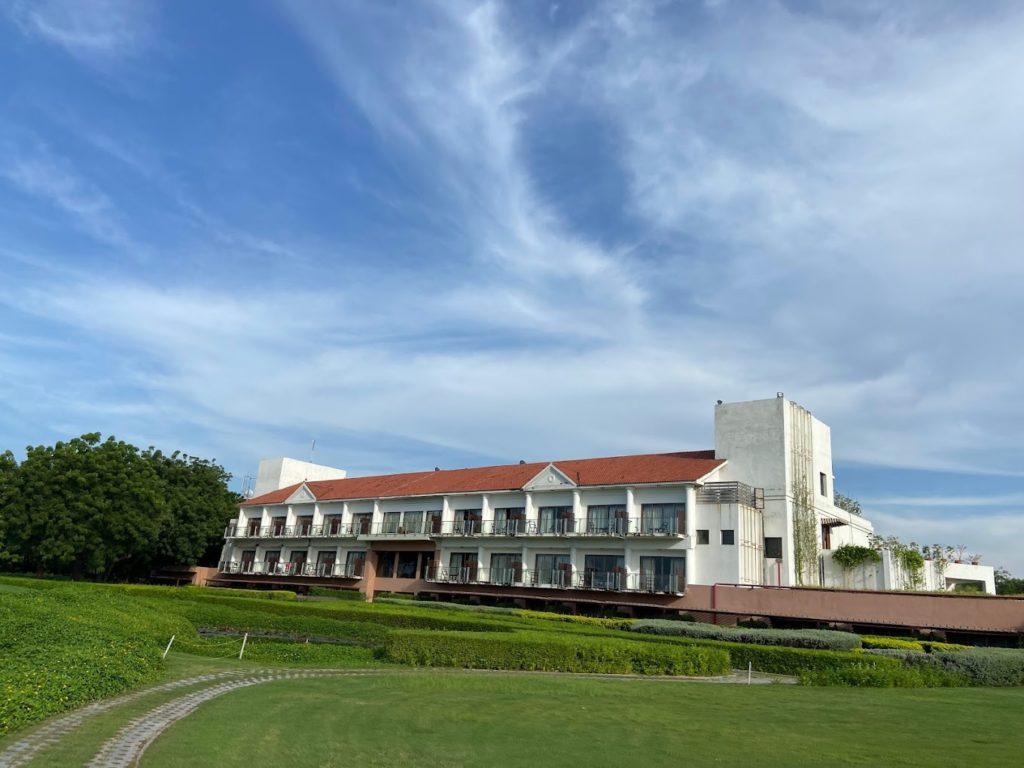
[697,481,764,509]
[218,560,363,578]
[226,517,686,540]
[424,566,684,594]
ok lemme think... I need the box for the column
[481,493,491,523]
[342,501,350,529]
[685,485,697,586]
[625,487,637,518]
[362,550,379,602]
[372,499,382,529]
[442,495,452,525]
[572,489,583,526]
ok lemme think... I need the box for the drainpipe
[711,582,718,625]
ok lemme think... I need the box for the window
[455,509,482,535]
[271,517,286,536]
[315,550,336,575]
[534,553,571,586]
[353,514,371,534]
[640,503,684,535]
[325,515,342,535]
[377,551,397,578]
[396,552,419,578]
[383,511,401,534]
[448,552,478,582]
[538,506,574,535]
[764,537,783,559]
[821,523,832,550]
[586,504,627,535]
[297,515,313,535]
[345,550,365,576]
[696,529,710,545]
[639,556,685,592]
[264,550,281,573]
[820,472,828,497]
[420,551,435,579]
[246,518,261,536]
[288,549,307,574]
[489,553,522,584]
[401,510,424,534]
[721,529,735,545]
[240,550,256,572]
[583,554,626,589]
[427,510,443,534]
[493,507,526,535]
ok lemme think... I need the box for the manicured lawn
[142,672,1024,768]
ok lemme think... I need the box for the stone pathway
[0,671,272,768]
[86,671,370,768]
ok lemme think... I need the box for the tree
[834,492,862,516]
[0,434,240,580]
[995,567,1024,596]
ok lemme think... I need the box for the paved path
[0,671,273,768]
[85,670,370,768]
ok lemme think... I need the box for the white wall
[253,457,347,495]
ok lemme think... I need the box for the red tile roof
[240,450,723,507]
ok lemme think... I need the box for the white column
[312,503,323,527]
[524,492,535,526]
[625,487,637,519]
[572,489,583,524]
[342,501,350,528]
[570,545,581,579]
[684,486,696,539]
[372,499,382,527]
[481,493,491,522]
[442,495,452,524]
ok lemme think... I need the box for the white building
[219,395,996,597]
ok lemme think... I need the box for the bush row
[860,635,969,653]
[799,665,968,687]
[631,619,862,651]
[380,630,730,676]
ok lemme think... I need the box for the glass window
[764,537,783,559]
[640,503,684,535]
[345,550,366,576]
[315,550,336,575]
[402,511,425,534]
[325,515,342,535]
[639,556,685,592]
[721,529,735,545]
[448,552,478,582]
[353,514,372,534]
[396,552,419,578]
[820,472,828,497]
[696,529,710,545]
[586,505,626,535]
[583,554,625,589]
[377,551,397,577]
[383,511,401,534]
[538,506,573,535]
[489,553,522,584]
[297,516,313,535]
[455,509,482,535]
[534,553,571,586]
[493,507,526,535]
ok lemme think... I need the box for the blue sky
[1,1,1022,572]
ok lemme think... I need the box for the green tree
[834,492,862,516]
[0,434,239,579]
[995,567,1024,595]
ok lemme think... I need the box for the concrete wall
[253,457,347,496]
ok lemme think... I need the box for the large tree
[0,434,239,579]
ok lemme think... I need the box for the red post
[363,550,379,603]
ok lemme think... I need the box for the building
[217,395,996,607]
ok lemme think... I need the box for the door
[355,515,371,535]
[316,551,337,576]
[240,550,256,573]
[264,550,281,574]
[246,518,261,536]
[583,554,625,589]
[326,515,342,535]
[289,550,308,575]
[489,553,522,584]
[639,556,685,592]
[449,552,478,582]
[534,554,571,586]
[345,551,366,577]
[298,516,313,536]
[271,517,285,536]
[429,511,442,534]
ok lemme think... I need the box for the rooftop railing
[697,481,764,509]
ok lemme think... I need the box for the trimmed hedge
[861,635,925,651]
[799,665,967,687]
[925,649,1024,687]
[380,630,730,676]
[631,620,862,651]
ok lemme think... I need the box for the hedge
[380,630,730,676]
[924,649,1024,687]
[861,635,970,653]
[631,620,862,651]
[799,665,967,687]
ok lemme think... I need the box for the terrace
[218,560,363,579]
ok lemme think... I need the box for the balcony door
[639,556,685,592]
[534,553,571,586]
[429,511,443,534]
[449,551,478,582]
[240,550,256,573]
[264,550,281,574]
[493,507,525,536]
[538,506,574,535]
[455,509,482,535]
[271,517,286,536]
[345,550,366,577]
[640,503,684,535]
[298,516,313,536]
[289,550,308,575]
[246,518,261,536]
[316,550,337,576]
[489,553,522,584]
[354,514,371,535]
[583,554,626,589]
[326,515,343,535]
[586,505,627,535]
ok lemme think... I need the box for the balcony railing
[218,560,363,578]
[435,518,684,538]
[697,481,764,509]
[225,523,359,539]
[424,566,684,594]
[226,517,685,540]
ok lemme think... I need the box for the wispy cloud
[7,0,155,60]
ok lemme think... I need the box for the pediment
[285,483,316,504]
[523,463,577,491]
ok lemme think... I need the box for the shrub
[924,649,1024,686]
[631,619,862,651]
[799,665,967,687]
[861,636,925,651]
[380,630,730,676]
[308,586,365,600]
[234,639,381,666]
[515,610,633,631]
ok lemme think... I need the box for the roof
[240,450,724,507]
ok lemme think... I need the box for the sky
[1,0,1022,572]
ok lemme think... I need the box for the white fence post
[747,661,752,684]
[238,632,248,660]
[162,635,176,660]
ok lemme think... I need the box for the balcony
[424,566,684,594]
[224,523,359,539]
[218,560,362,579]
[434,517,684,538]
[697,481,764,509]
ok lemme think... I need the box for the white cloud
[7,0,154,60]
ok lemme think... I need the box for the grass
[140,672,1024,768]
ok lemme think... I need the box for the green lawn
[141,672,1024,768]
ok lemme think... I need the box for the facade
[218,395,996,601]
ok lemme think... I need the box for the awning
[820,517,848,528]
